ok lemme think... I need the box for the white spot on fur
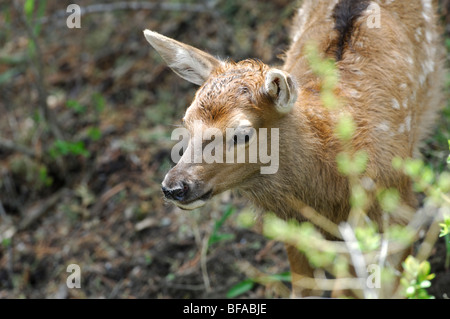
[402,99,408,109]
[399,83,408,90]
[398,124,405,134]
[422,58,435,76]
[419,73,426,86]
[415,28,422,42]
[421,0,433,23]
[406,56,414,65]
[405,115,412,131]
[348,89,361,98]
[293,8,306,42]
[377,121,390,132]
[422,12,431,23]
[425,30,433,43]
[422,0,432,12]
[411,91,417,103]
[392,99,400,110]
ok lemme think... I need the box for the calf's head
[144,30,297,210]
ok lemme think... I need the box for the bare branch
[236,260,291,298]
[339,223,377,299]
[200,234,212,293]
[38,1,219,25]
[0,137,37,159]
[0,200,11,223]
[299,206,342,239]
[18,188,68,231]
[12,0,65,141]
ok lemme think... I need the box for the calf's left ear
[264,69,297,114]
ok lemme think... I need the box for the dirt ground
[0,0,449,299]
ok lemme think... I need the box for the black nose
[162,182,189,201]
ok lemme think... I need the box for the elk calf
[144,0,445,297]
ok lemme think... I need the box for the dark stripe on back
[331,0,371,61]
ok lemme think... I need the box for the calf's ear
[144,29,222,86]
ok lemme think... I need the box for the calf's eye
[232,126,255,145]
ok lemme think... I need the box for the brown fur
[146,0,445,298]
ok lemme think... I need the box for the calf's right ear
[143,29,222,86]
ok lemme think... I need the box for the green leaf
[446,140,450,166]
[353,151,368,175]
[87,127,102,141]
[418,261,431,281]
[438,172,450,193]
[387,225,414,246]
[440,223,449,238]
[24,0,34,20]
[92,92,106,112]
[217,205,236,229]
[377,188,400,213]
[267,272,291,282]
[439,215,450,238]
[208,233,235,246]
[406,286,415,297]
[392,157,403,170]
[2,237,12,248]
[304,42,339,109]
[426,273,436,281]
[38,166,53,187]
[400,277,409,288]
[337,152,352,176]
[403,256,419,274]
[336,151,368,176]
[208,205,236,246]
[355,224,381,252]
[404,159,423,178]
[237,210,256,228]
[66,100,86,114]
[49,140,90,158]
[336,113,356,141]
[0,69,19,85]
[34,0,47,35]
[226,280,255,298]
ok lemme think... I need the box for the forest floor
[0,0,449,299]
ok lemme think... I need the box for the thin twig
[296,276,367,292]
[339,223,377,299]
[441,193,450,205]
[200,234,212,292]
[236,261,291,298]
[378,237,389,268]
[18,188,67,231]
[187,210,212,292]
[0,200,12,224]
[0,137,37,159]
[0,199,16,289]
[164,283,208,291]
[299,206,342,239]
[416,218,443,263]
[13,0,64,141]
[38,1,219,25]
